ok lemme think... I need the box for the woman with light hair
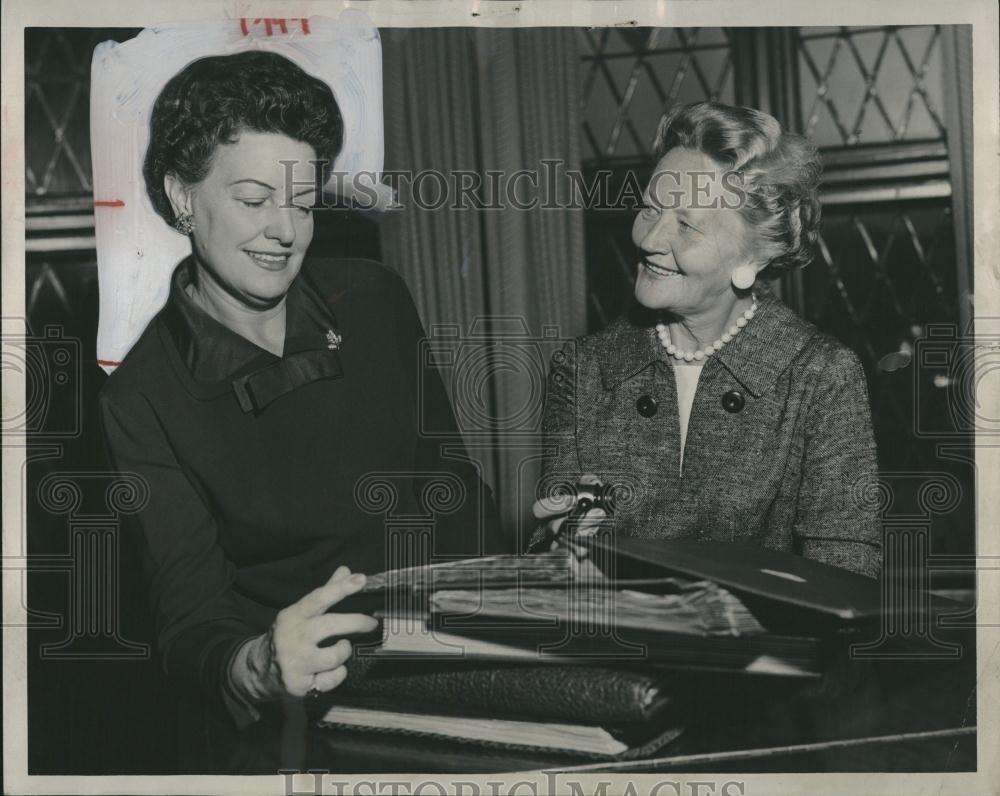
[533,101,881,578]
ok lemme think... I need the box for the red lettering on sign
[238,18,310,37]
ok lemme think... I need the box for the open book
[360,548,604,592]
[356,548,763,648]
[345,544,824,671]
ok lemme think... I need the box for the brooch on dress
[326,329,343,351]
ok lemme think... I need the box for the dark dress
[99,256,509,772]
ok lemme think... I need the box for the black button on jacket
[99,257,508,755]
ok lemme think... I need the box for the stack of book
[318,538,884,760]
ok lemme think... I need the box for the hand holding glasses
[530,475,616,550]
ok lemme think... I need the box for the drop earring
[731,264,756,290]
[174,213,196,235]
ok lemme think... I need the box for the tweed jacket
[540,288,882,578]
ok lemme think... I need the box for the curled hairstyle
[653,102,822,278]
[143,50,343,225]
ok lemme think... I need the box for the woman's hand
[531,474,608,548]
[233,566,379,702]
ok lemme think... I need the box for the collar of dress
[598,288,818,398]
[160,256,345,413]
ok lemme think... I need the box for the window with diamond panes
[793,27,966,484]
[797,26,945,147]
[797,26,971,557]
[580,27,735,163]
[806,206,959,466]
[794,25,954,360]
[26,28,143,199]
[25,29,141,343]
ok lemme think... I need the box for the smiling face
[632,147,759,316]
[166,130,321,309]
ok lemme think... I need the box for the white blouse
[671,360,705,471]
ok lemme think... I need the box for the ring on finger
[306,672,321,700]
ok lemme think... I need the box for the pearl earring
[731,264,756,290]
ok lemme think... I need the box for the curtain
[380,27,586,546]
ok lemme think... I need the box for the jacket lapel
[714,291,818,398]
[595,289,817,398]
[598,316,661,391]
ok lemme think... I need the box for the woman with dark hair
[99,50,507,772]
[532,101,881,578]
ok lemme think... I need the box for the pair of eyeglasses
[549,482,617,546]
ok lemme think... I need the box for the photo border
[3,1,998,794]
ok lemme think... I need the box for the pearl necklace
[655,294,758,362]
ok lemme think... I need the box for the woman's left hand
[233,565,379,702]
